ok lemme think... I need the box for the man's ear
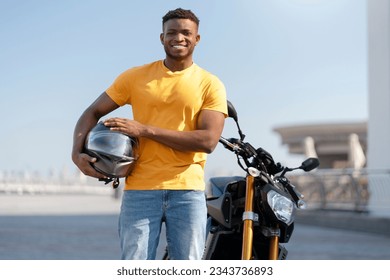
[195,34,201,45]
[160,33,164,44]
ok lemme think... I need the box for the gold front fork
[269,234,279,260]
[241,175,255,260]
[241,174,281,260]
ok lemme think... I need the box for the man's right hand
[72,152,107,179]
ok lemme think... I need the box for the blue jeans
[118,190,207,260]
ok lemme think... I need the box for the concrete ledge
[0,194,121,216]
[296,210,390,237]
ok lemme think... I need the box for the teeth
[173,45,185,49]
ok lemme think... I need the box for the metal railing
[289,168,390,213]
[0,170,114,196]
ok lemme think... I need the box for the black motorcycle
[202,101,319,260]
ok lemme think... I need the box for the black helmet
[84,121,137,178]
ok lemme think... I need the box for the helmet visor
[86,131,135,160]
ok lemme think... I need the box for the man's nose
[173,33,185,42]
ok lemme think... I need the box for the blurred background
[0,0,368,177]
[1,0,389,260]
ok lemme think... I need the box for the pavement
[0,193,121,260]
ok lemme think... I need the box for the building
[273,122,367,169]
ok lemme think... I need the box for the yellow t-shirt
[105,60,227,191]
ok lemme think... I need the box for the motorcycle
[202,100,319,260]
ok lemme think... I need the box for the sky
[0,0,368,179]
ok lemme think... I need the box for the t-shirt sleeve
[105,69,133,106]
[202,76,228,117]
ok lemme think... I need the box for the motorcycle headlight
[267,190,296,225]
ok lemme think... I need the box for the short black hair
[162,8,200,27]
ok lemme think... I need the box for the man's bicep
[87,92,120,118]
[197,109,225,139]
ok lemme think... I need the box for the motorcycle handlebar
[219,136,284,175]
[219,137,258,160]
[219,137,243,153]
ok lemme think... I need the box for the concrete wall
[367,0,390,217]
[367,0,390,170]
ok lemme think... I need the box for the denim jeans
[118,190,207,260]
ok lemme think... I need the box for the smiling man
[72,8,227,260]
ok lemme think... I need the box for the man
[72,8,227,260]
